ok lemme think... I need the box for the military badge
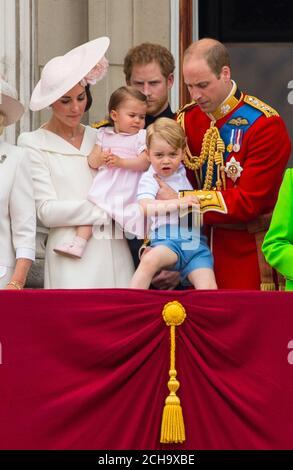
[228,117,249,126]
[225,157,243,182]
[0,154,7,164]
[221,104,231,115]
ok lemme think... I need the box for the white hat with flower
[0,77,25,126]
[30,36,110,111]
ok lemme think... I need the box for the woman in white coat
[18,37,134,288]
[0,78,36,289]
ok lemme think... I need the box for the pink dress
[87,126,146,237]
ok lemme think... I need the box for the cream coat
[18,127,134,288]
[0,141,36,288]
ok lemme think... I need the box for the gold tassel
[160,301,186,444]
[260,282,276,291]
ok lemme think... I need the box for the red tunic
[181,94,291,289]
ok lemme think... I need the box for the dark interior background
[198,0,293,165]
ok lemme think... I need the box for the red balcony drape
[0,289,292,449]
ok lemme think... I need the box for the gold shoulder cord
[177,112,226,191]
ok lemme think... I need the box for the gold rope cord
[183,121,226,191]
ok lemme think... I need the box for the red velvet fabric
[0,289,292,450]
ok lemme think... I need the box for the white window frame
[19,0,34,135]
[170,0,180,112]
[0,0,34,143]
[0,0,16,143]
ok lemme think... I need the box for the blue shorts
[150,224,213,280]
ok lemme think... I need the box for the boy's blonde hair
[146,117,186,150]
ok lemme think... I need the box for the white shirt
[137,164,193,230]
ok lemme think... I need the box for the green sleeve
[262,169,293,280]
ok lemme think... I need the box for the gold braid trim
[183,121,226,190]
[91,118,110,129]
[176,100,197,118]
[244,95,279,118]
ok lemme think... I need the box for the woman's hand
[88,145,110,169]
[5,259,32,290]
[5,280,24,290]
[100,148,112,165]
[106,153,122,168]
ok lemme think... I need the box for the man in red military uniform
[159,38,291,289]
[180,38,291,289]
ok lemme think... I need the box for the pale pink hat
[0,77,24,126]
[30,36,110,111]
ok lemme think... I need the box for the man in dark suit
[123,42,175,127]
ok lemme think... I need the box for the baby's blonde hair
[0,112,5,136]
[146,117,186,151]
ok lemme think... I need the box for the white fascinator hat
[30,36,110,111]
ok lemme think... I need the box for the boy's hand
[179,194,200,207]
[154,174,177,199]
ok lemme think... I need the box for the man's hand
[151,270,180,290]
[154,174,177,200]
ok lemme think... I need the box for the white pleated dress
[18,126,134,289]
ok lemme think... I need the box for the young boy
[130,118,217,290]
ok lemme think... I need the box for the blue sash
[202,103,262,187]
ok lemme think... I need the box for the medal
[232,129,243,153]
[227,129,235,153]
[224,157,243,182]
